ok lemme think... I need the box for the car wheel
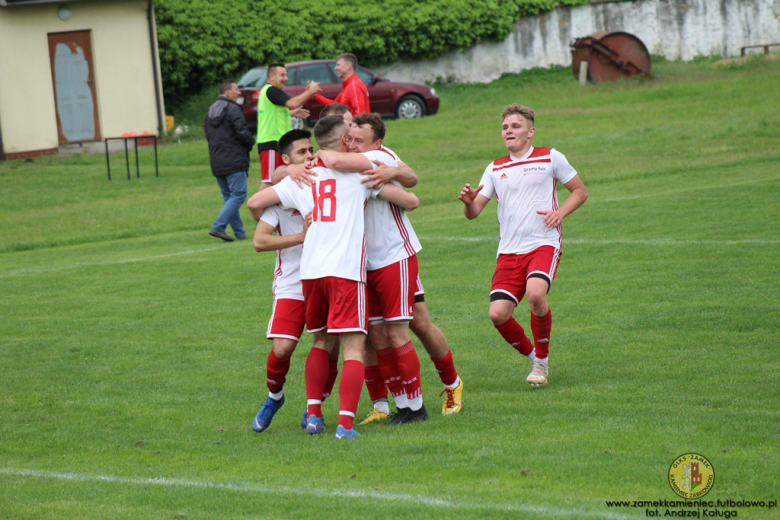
[395,96,425,119]
[291,117,305,130]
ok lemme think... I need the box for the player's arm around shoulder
[361,159,418,189]
[376,183,419,212]
[315,150,373,172]
[272,163,318,187]
[247,185,282,221]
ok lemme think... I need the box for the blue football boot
[252,395,285,433]
[305,414,327,434]
[335,425,361,439]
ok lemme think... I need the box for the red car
[237,60,439,130]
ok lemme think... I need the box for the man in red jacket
[314,53,370,116]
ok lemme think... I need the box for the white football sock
[269,390,284,401]
[408,396,423,411]
[373,399,390,415]
[444,376,460,389]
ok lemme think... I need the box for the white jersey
[274,153,382,283]
[364,147,421,270]
[259,205,304,301]
[478,146,578,257]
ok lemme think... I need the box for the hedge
[155,0,591,109]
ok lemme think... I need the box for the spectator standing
[314,53,370,116]
[204,79,255,242]
[256,63,321,187]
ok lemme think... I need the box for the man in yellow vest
[256,62,321,189]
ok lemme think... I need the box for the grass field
[1,56,779,519]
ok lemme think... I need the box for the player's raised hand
[536,209,563,227]
[360,159,393,189]
[458,183,484,204]
[289,163,318,189]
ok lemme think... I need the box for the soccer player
[247,116,419,438]
[255,63,320,188]
[319,102,353,126]
[344,114,463,420]
[268,104,353,187]
[458,104,588,386]
[249,129,338,432]
[313,53,370,116]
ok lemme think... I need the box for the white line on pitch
[418,237,780,245]
[0,244,250,278]
[0,467,633,519]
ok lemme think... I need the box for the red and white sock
[266,350,290,398]
[376,346,408,409]
[305,348,329,418]
[323,358,339,400]
[395,341,423,411]
[530,309,552,361]
[430,350,459,388]
[495,317,534,357]
[364,364,388,402]
[338,360,365,430]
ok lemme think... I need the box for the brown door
[48,31,101,144]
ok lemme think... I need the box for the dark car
[237,60,439,130]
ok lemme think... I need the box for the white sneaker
[526,362,548,386]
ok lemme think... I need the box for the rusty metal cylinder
[571,31,651,83]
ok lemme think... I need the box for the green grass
[1,57,779,519]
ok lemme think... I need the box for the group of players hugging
[246,99,587,439]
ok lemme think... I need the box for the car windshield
[237,68,267,88]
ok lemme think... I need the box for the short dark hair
[278,129,312,157]
[352,113,385,141]
[313,115,349,149]
[319,103,350,118]
[218,79,235,95]
[337,53,357,70]
[267,62,285,78]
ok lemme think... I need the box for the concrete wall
[374,0,780,84]
[0,0,163,156]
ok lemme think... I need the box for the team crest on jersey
[291,210,301,217]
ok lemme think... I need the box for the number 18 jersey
[273,151,385,283]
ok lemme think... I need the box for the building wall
[374,0,780,84]
[0,0,162,156]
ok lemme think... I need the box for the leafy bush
[156,0,589,111]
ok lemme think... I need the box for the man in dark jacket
[204,79,255,241]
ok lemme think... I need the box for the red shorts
[414,274,425,303]
[490,246,561,304]
[302,277,368,334]
[259,150,283,183]
[367,255,418,324]
[266,298,306,341]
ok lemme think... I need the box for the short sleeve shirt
[364,147,422,270]
[259,205,305,301]
[478,146,578,257]
[265,86,291,107]
[273,159,378,283]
